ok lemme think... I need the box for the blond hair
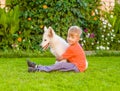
[68,26,82,37]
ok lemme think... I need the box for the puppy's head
[40,26,55,50]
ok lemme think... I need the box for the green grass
[0,57,120,91]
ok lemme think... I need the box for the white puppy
[40,26,69,62]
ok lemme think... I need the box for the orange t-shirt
[62,43,86,72]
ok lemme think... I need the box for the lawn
[0,57,120,91]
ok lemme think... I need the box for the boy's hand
[56,56,64,61]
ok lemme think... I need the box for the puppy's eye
[44,39,47,41]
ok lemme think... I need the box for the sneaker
[28,67,37,72]
[27,60,36,68]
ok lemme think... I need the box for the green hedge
[0,0,119,52]
[11,0,102,50]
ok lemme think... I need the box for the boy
[27,26,88,72]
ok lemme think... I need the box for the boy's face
[67,32,80,45]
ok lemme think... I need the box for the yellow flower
[17,37,22,42]
[40,25,44,28]
[94,17,97,20]
[18,31,21,34]
[28,17,31,21]
[43,5,48,9]
[91,10,95,16]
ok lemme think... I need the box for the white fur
[40,26,69,62]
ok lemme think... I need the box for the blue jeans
[36,61,79,72]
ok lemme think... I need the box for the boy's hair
[68,26,82,37]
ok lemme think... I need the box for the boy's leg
[36,61,79,72]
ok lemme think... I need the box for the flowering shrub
[0,0,119,51]
[81,10,118,50]
[80,1,120,50]
[96,17,116,50]
[10,0,90,51]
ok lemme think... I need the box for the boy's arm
[56,56,65,61]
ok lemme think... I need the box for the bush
[10,0,103,51]
[99,1,120,50]
[0,0,119,52]
[0,5,20,51]
[10,0,89,51]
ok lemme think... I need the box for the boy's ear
[44,26,48,32]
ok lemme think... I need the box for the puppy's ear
[44,26,48,32]
[48,27,54,38]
